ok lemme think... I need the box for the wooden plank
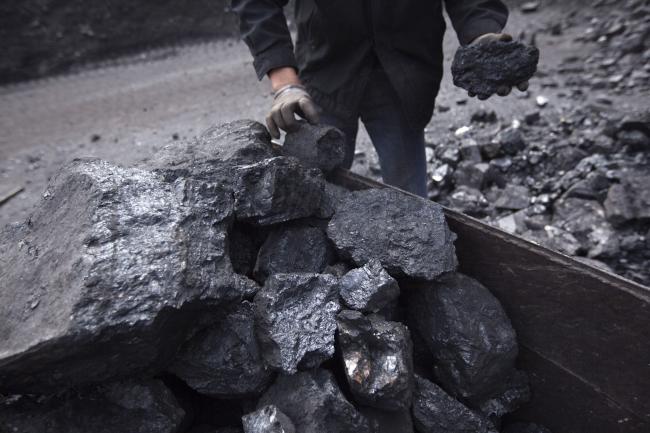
[332,169,650,431]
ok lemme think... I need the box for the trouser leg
[359,69,428,197]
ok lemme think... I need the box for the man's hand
[468,33,530,99]
[266,67,319,139]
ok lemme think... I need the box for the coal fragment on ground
[494,128,526,155]
[494,184,530,210]
[254,224,334,282]
[168,301,272,398]
[337,310,414,410]
[242,405,296,433]
[282,121,348,172]
[257,369,371,433]
[412,375,495,433]
[234,156,324,226]
[327,189,457,280]
[0,158,256,393]
[254,273,340,373]
[452,41,539,99]
[406,273,518,401]
[0,379,185,433]
[339,259,400,313]
[604,171,650,225]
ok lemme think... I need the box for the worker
[231,1,528,197]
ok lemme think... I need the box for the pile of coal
[424,103,650,286]
[452,40,539,99]
[432,0,650,286]
[0,120,546,432]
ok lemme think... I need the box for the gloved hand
[468,33,530,99]
[266,84,319,139]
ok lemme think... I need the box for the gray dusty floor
[0,7,644,228]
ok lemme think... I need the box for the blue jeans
[320,68,428,197]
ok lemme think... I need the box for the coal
[604,171,650,225]
[0,158,256,393]
[494,184,531,210]
[282,121,348,172]
[495,128,526,155]
[338,259,400,313]
[453,161,490,189]
[254,224,334,282]
[316,180,350,219]
[327,188,457,280]
[168,301,273,398]
[476,370,531,420]
[412,375,495,433]
[503,423,553,433]
[0,379,185,433]
[452,41,539,99]
[242,405,296,433]
[234,156,324,226]
[337,310,414,410]
[151,119,276,182]
[254,273,340,373]
[359,407,414,433]
[257,369,372,433]
[406,273,518,401]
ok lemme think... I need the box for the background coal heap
[359,0,650,286]
[0,121,549,433]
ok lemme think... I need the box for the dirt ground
[1,1,648,283]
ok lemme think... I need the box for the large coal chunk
[258,369,372,433]
[337,310,414,410]
[234,157,324,225]
[412,375,494,433]
[339,259,400,313]
[168,301,273,398]
[452,41,539,99]
[254,273,340,373]
[327,189,457,280]
[150,119,276,182]
[0,159,256,393]
[406,273,518,401]
[0,379,185,433]
[254,224,334,282]
[242,405,296,433]
[283,121,348,172]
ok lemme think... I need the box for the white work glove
[266,84,319,139]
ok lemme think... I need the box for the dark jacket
[232,0,508,128]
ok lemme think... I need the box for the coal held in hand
[452,40,539,99]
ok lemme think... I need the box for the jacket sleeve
[444,0,509,46]
[231,0,296,80]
